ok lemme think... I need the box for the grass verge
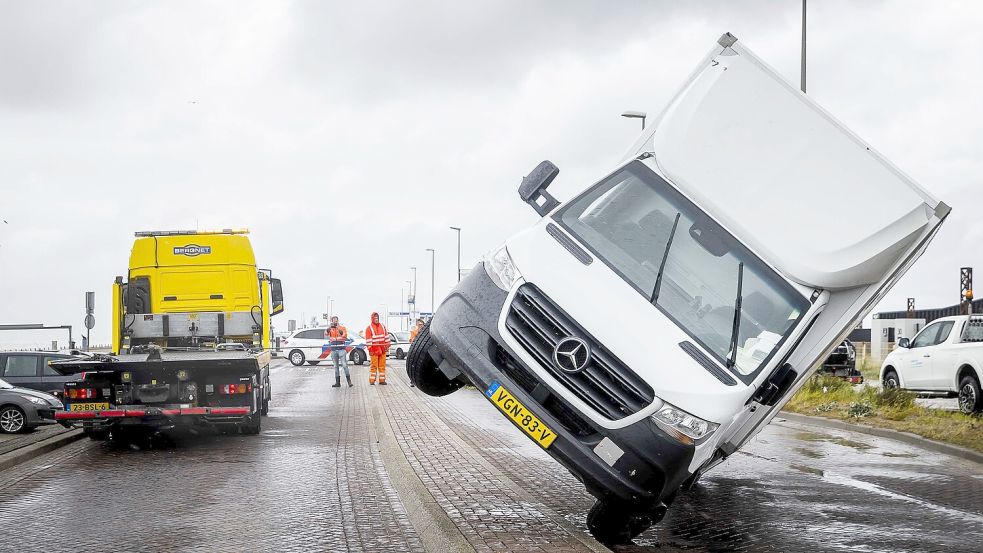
[783,376,983,454]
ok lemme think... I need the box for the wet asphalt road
[1,358,981,552]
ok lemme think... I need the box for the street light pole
[426,248,436,315]
[449,226,461,283]
[801,0,807,93]
[621,110,647,130]
[410,267,417,319]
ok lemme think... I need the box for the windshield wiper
[727,262,745,369]
[650,213,681,304]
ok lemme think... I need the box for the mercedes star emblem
[553,336,591,374]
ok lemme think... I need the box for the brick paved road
[1,358,981,552]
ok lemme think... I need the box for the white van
[407,33,948,544]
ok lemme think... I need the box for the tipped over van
[408,33,949,544]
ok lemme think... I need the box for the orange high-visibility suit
[365,312,391,384]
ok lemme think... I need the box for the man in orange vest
[326,316,352,388]
[409,318,425,343]
[365,312,391,385]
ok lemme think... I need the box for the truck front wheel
[406,321,465,397]
[958,374,982,414]
[262,378,270,416]
[586,501,657,545]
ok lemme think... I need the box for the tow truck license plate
[486,381,556,449]
[69,402,110,412]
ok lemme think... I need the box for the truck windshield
[555,161,810,381]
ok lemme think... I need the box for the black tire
[288,350,305,366]
[406,320,465,397]
[350,349,366,366]
[84,427,110,441]
[261,378,270,416]
[396,348,406,360]
[883,369,900,389]
[307,361,320,366]
[586,501,653,545]
[0,405,27,434]
[241,394,262,435]
[958,374,983,414]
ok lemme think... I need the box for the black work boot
[346,375,353,387]
[332,375,341,388]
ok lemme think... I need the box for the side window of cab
[911,321,954,348]
[910,324,940,348]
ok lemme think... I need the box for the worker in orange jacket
[409,318,425,343]
[365,312,391,385]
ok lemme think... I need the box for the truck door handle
[922,354,931,358]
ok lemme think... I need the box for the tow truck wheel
[239,392,263,436]
[83,426,110,440]
[262,379,270,416]
[586,500,653,545]
[958,374,983,414]
[350,349,366,365]
[406,320,465,397]
[289,350,305,366]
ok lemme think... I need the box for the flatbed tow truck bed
[51,349,271,435]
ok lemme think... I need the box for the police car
[281,327,368,366]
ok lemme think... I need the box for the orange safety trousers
[369,353,387,383]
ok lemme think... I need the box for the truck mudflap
[55,406,251,421]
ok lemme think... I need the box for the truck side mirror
[518,160,561,216]
[270,278,284,315]
[897,337,910,348]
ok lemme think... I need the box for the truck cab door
[905,322,945,389]
[926,320,957,390]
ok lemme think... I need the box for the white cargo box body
[603,32,950,460]
[628,34,946,291]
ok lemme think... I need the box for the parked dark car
[0,377,64,433]
[0,351,81,398]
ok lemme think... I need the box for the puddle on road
[790,463,824,477]
[794,431,873,451]
[881,451,917,458]
[794,446,824,459]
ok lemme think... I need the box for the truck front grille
[505,284,655,420]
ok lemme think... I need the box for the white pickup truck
[881,315,983,414]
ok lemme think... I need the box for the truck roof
[129,232,257,270]
[627,33,947,290]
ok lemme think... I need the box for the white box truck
[407,33,949,544]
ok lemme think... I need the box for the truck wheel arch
[956,364,980,390]
[882,365,901,388]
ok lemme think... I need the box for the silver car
[0,377,64,433]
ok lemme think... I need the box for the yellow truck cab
[112,229,284,353]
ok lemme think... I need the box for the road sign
[84,314,96,330]
[85,291,95,314]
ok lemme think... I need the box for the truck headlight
[651,402,718,444]
[483,245,520,291]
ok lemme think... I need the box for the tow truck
[54,229,284,438]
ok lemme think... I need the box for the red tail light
[219,383,253,395]
[67,388,96,400]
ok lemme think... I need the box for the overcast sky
[1,1,981,348]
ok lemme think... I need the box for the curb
[776,411,983,465]
[0,428,85,472]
